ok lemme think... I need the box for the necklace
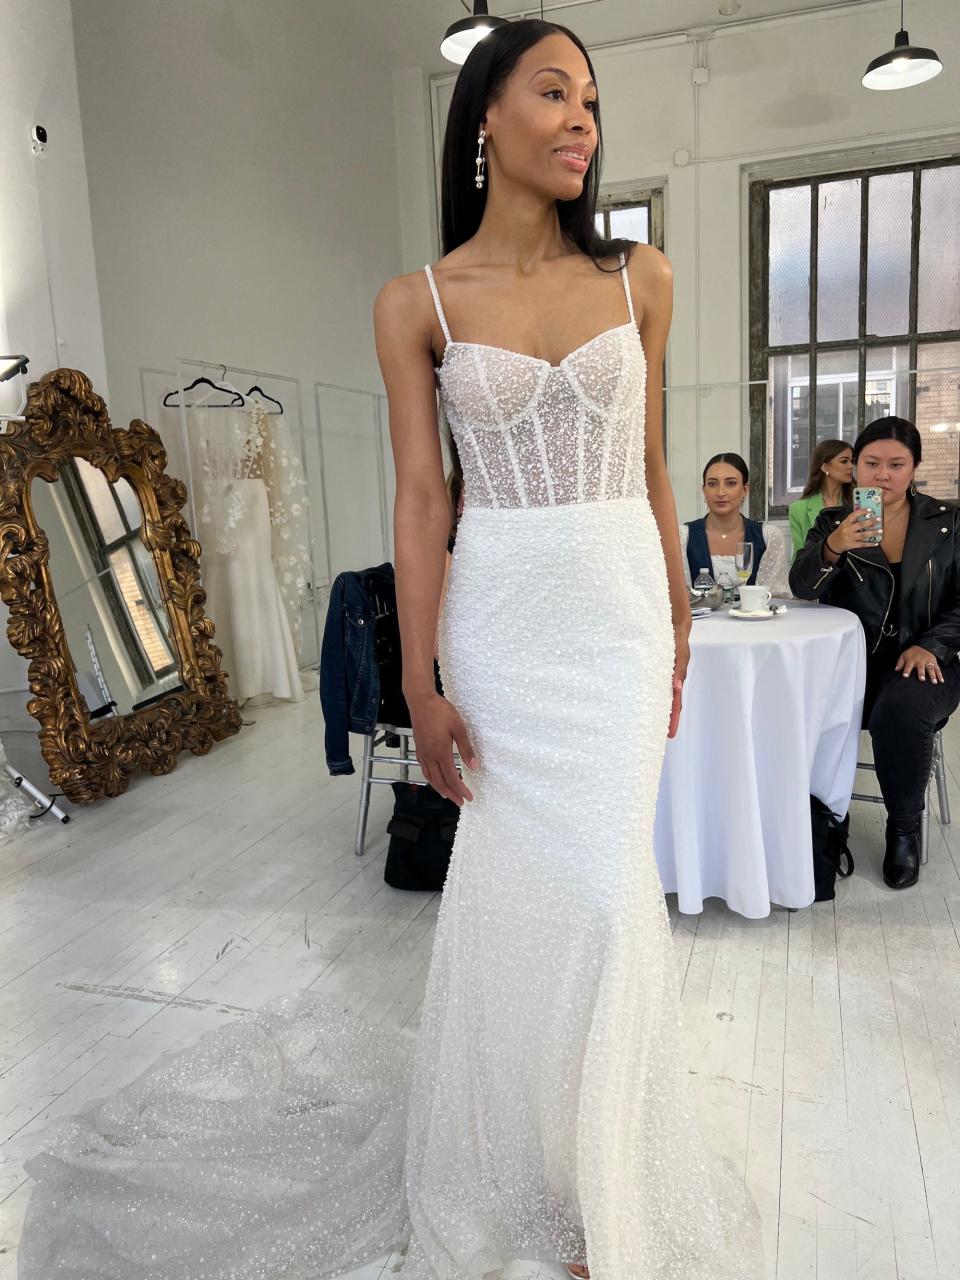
[707,513,744,542]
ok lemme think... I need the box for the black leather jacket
[789,492,960,663]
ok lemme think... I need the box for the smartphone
[853,486,884,544]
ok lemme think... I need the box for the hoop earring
[475,129,486,190]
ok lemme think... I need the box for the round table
[653,600,866,918]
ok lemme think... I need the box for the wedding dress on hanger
[187,400,310,704]
[17,256,765,1280]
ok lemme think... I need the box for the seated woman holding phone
[790,417,960,890]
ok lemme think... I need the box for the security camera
[31,125,47,156]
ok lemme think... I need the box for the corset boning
[436,324,648,511]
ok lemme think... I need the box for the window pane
[915,341,960,498]
[864,345,911,428]
[769,185,810,346]
[609,204,649,244]
[817,179,861,341]
[107,546,175,674]
[74,456,125,544]
[816,349,859,446]
[867,171,912,336]
[918,164,960,333]
[114,477,143,532]
[594,212,605,237]
[769,352,810,506]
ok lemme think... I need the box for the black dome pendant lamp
[862,0,943,90]
[440,1,509,66]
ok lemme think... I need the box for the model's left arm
[629,245,691,735]
[756,524,793,599]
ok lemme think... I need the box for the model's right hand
[407,692,478,806]
[827,508,879,554]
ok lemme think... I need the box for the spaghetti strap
[618,251,636,327]
[424,264,452,344]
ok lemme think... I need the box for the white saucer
[729,607,778,620]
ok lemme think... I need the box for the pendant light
[440,1,508,66]
[862,0,942,90]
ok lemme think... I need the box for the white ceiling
[358,0,882,74]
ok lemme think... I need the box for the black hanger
[163,367,245,408]
[246,384,283,413]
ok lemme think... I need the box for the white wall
[425,0,960,519]
[393,66,440,280]
[70,0,407,596]
[0,0,108,712]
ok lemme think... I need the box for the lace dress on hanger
[17,256,765,1280]
[187,401,309,703]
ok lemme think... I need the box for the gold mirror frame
[0,368,241,803]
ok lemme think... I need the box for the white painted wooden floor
[1,697,959,1280]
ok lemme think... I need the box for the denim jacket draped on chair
[319,564,394,776]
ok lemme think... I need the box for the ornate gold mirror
[0,368,241,803]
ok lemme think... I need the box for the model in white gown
[17,255,764,1280]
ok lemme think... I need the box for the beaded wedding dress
[17,255,764,1280]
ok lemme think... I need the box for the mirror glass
[30,460,185,719]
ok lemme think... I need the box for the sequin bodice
[426,257,647,510]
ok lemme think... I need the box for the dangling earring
[910,478,918,495]
[475,129,486,190]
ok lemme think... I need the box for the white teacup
[738,585,772,614]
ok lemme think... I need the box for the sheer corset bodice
[426,254,647,510]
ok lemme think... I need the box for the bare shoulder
[625,242,673,289]
[373,268,444,380]
[374,268,431,333]
[624,243,672,334]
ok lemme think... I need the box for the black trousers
[864,653,960,824]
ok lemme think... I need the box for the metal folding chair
[850,724,951,864]
[352,570,460,858]
[354,723,462,857]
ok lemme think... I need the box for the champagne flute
[735,543,754,603]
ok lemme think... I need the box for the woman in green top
[788,438,853,557]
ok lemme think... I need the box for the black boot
[883,815,921,890]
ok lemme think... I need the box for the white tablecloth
[653,600,866,918]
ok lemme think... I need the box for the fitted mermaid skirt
[402,497,763,1280]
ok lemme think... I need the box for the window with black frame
[61,458,177,685]
[750,159,960,517]
[594,189,663,251]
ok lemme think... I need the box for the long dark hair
[446,456,464,543]
[440,20,628,501]
[440,19,630,268]
[801,438,853,502]
[702,452,749,485]
[852,416,922,466]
